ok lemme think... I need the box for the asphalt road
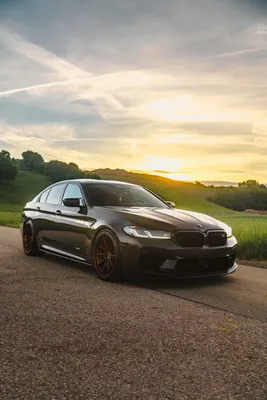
[0,226,267,399]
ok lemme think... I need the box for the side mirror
[63,198,84,208]
[166,201,175,208]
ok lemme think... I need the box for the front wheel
[93,230,122,282]
[23,220,41,256]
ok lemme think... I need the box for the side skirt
[40,244,94,267]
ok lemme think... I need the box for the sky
[0,0,267,182]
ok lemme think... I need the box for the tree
[45,160,68,182]
[238,180,266,189]
[67,162,84,179]
[44,160,102,183]
[84,171,101,180]
[21,150,44,173]
[45,160,84,182]
[0,150,18,183]
[195,181,205,187]
[210,185,267,211]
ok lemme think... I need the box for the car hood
[104,206,227,231]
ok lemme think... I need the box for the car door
[53,182,96,261]
[34,183,67,250]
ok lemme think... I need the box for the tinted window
[39,189,50,203]
[62,184,83,202]
[85,184,168,208]
[46,184,65,205]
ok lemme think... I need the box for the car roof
[54,179,139,186]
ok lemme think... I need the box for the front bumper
[119,234,238,278]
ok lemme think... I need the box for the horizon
[0,0,267,181]
[76,166,250,186]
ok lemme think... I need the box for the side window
[46,184,65,205]
[39,189,50,203]
[62,184,83,202]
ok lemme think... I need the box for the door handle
[36,206,40,211]
[55,210,61,215]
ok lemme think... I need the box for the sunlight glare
[139,95,240,122]
[131,154,189,181]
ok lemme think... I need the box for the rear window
[46,184,65,205]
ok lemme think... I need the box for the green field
[0,169,267,260]
[0,170,51,227]
[222,216,267,260]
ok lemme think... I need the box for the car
[20,179,238,281]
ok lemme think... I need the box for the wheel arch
[22,217,34,229]
[22,218,41,256]
[22,217,37,232]
[92,226,123,282]
[22,218,41,246]
[91,224,121,252]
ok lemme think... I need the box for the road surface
[0,226,266,399]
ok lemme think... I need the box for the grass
[0,170,51,228]
[0,169,266,261]
[221,215,267,260]
[0,211,21,228]
[0,170,51,205]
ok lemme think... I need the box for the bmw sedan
[21,179,238,281]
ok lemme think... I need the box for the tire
[22,220,41,256]
[93,230,122,282]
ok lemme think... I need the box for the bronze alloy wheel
[23,221,40,256]
[94,230,121,281]
[23,224,33,253]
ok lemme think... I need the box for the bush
[21,150,45,173]
[210,186,267,211]
[44,160,84,182]
[0,150,18,183]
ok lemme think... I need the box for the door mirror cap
[63,198,84,208]
[166,201,175,208]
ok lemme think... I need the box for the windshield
[85,184,168,208]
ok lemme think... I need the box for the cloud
[0,79,72,98]
[0,0,267,181]
[0,26,89,80]
[206,47,267,59]
[0,139,15,149]
[164,122,254,137]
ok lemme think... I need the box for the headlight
[123,226,171,239]
[219,222,232,238]
[225,226,232,238]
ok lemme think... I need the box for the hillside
[0,168,233,227]
[0,168,234,216]
[0,171,52,226]
[93,169,234,216]
[2,169,267,261]
[0,170,52,207]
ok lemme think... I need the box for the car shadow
[41,252,231,290]
[140,274,230,291]
[42,252,95,276]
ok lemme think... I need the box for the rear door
[53,182,96,260]
[34,183,66,249]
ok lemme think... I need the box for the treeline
[209,180,267,211]
[0,151,18,183]
[0,149,100,183]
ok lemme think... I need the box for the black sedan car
[21,179,238,281]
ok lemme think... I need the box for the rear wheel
[93,230,122,282]
[23,221,41,256]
